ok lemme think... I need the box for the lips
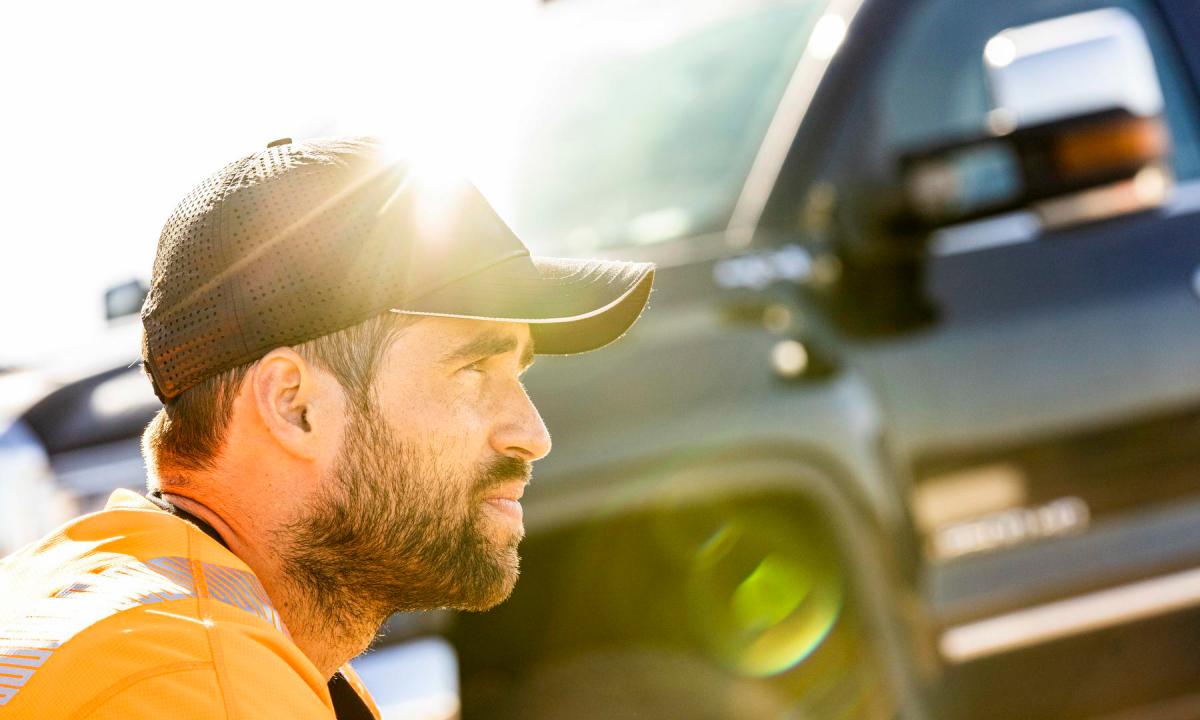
[482,482,526,525]
[484,483,526,503]
[483,497,524,525]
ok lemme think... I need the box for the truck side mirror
[901,108,1169,229]
[899,8,1171,231]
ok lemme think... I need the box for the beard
[275,400,530,632]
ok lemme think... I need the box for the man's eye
[463,359,487,374]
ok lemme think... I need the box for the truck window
[877,0,1200,182]
[474,0,835,254]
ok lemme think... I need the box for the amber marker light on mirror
[1052,113,1170,180]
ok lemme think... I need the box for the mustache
[477,455,532,492]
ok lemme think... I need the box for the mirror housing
[901,107,1170,230]
[899,7,1172,232]
[833,8,1173,337]
[902,7,1171,234]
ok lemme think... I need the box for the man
[0,137,654,718]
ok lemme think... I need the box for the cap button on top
[266,137,293,148]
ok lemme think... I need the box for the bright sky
[0,0,538,368]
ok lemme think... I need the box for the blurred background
[5,0,1200,718]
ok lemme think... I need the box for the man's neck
[160,490,380,679]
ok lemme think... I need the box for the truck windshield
[476,0,833,254]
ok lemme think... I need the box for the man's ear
[248,348,330,460]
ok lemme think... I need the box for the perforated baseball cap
[141,136,655,402]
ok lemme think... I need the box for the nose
[491,383,552,463]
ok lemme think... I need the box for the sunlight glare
[0,0,536,366]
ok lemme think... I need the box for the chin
[458,546,521,612]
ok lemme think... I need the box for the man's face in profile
[276,317,549,619]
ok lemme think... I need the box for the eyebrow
[443,329,536,370]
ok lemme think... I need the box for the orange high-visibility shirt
[0,489,381,719]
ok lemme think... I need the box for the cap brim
[391,255,655,354]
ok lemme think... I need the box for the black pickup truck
[5,0,1200,717]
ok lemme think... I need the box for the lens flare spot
[730,553,813,633]
[688,515,844,678]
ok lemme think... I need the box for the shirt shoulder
[2,605,336,719]
[0,491,338,719]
